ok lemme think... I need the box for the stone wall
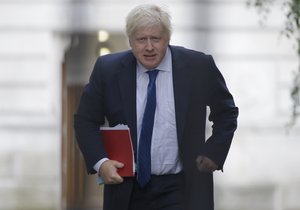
[0,1,68,209]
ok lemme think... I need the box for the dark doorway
[61,32,128,210]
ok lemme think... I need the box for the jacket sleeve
[74,57,107,174]
[203,55,239,170]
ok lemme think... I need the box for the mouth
[144,54,156,59]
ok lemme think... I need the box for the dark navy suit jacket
[74,45,238,210]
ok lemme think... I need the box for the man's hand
[196,156,218,173]
[98,160,124,184]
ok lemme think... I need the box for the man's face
[129,24,169,70]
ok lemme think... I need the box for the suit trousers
[128,173,185,210]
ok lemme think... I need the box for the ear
[128,39,132,48]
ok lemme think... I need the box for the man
[74,4,238,210]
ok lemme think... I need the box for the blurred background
[0,0,300,210]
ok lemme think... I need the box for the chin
[140,59,158,69]
[146,62,159,69]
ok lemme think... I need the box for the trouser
[128,173,184,210]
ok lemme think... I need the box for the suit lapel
[117,53,138,154]
[171,47,191,144]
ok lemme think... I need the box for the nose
[145,38,154,51]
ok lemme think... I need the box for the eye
[137,37,146,43]
[151,37,161,42]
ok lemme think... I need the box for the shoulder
[95,50,134,67]
[169,45,214,67]
[169,45,206,56]
[91,50,136,76]
[89,50,135,82]
[170,45,212,61]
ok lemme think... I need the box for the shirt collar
[137,47,172,73]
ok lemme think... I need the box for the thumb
[113,160,124,169]
[196,156,204,164]
[196,156,204,171]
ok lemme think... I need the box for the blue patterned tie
[137,69,159,187]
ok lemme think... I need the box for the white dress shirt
[136,47,182,175]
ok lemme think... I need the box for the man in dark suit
[74,4,238,210]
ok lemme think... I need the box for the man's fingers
[105,173,124,184]
[107,161,124,184]
[196,156,218,172]
[99,160,124,184]
[114,161,125,169]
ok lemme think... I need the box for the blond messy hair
[126,4,172,40]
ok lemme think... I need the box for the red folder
[100,125,135,177]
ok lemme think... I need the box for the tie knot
[147,70,159,82]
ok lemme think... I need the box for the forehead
[133,24,164,36]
